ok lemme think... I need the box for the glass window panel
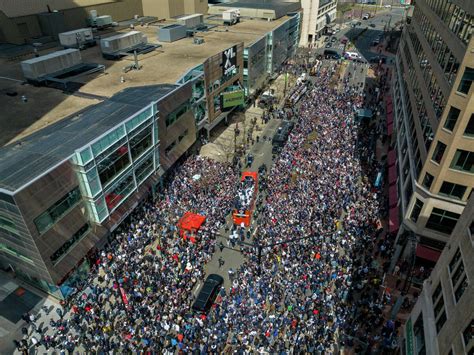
[432,141,447,163]
[449,249,462,272]
[97,145,131,187]
[422,173,434,189]
[104,172,135,211]
[410,198,424,223]
[439,182,466,200]
[454,275,468,302]
[451,261,465,287]
[444,106,461,131]
[0,215,20,235]
[464,114,474,137]
[450,150,474,173]
[50,224,90,264]
[457,67,474,94]
[79,147,93,165]
[33,188,81,235]
[463,320,474,346]
[426,208,460,235]
[135,154,154,184]
[129,126,153,161]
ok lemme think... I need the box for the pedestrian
[218,257,225,268]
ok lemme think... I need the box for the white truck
[223,9,240,26]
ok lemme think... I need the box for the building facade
[390,0,474,278]
[0,84,194,298]
[403,196,473,355]
[142,0,208,20]
[299,0,337,46]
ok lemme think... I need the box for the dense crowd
[16,60,398,353]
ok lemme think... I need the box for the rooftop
[0,84,177,192]
[0,15,291,146]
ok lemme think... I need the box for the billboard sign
[222,89,245,109]
[222,45,237,76]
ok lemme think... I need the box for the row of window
[431,140,474,173]
[50,224,90,265]
[33,187,82,235]
[423,0,473,45]
[411,200,460,235]
[0,215,20,236]
[422,172,468,200]
[164,130,189,156]
[166,102,190,127]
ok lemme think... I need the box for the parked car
[192,274,224,313]
[369,23,376,28]
[362,14,370,20]
[331,37,337,42]
[340,38,348,44]
[384,4,392,8]
[325,42,332,48]
[324,49,340,60]
[324,36,330,42]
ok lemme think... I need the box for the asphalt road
[319,7,405,62]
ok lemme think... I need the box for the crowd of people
[16,59,399,353]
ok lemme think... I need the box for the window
[34,188,82,235]
[464,320,473,348]
[50,224,90,264]
[104,171,135,211]
[454,275,468,302]
[426,207,460,234]
[0,243,34,264]
[135,154,154,184]
[439,181,466,199]
[97,144,131,187]
[166,103,189,127]
[411,199,424,223]
[449,248,461,272]
[443,106,460,131]
[432,282,447,332]
[450,149,474,173]
[129,126,153,161]
[422,173,434,189]
[0,215,20,236]
[457,67,473,94]
[431,141,446,163]
[451,262,465,288]
[465,114,474,137]
[165,141,176,155]
[414,314,426,355]
[432,282,442,302]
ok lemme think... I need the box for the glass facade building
[73,104,160,223]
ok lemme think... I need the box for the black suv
[192,274,224,313]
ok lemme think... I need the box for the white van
[344,51,360,60]
[362,13,370,20]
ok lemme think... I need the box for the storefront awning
[386,110,393,126]
[389,183,398,208]
[416,245,441,263]
[387,122,394,136]
[389,206,399,233]
[388,164,397,185]
[388,149,396,167]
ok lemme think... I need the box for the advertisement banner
[222,45,237,76]
[222,90,245,109]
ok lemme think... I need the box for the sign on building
[221,89,245,109]
[222,45,237,76]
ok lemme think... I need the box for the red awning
[416,245,441,263]
[386,110,393,126]
[388,149,396,167]
[389,206,399,233]
[387,122,394,136]
[388,164,397,185]
[389,184,398,207]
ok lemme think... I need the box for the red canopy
[387,122,394,136]
[389,184,398,208]
[388,149,396,167]
[388,206,399,233]
[386,110,393,126]
[178,212,206,233]
[416,245,441,263]
[388,164,397,185]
